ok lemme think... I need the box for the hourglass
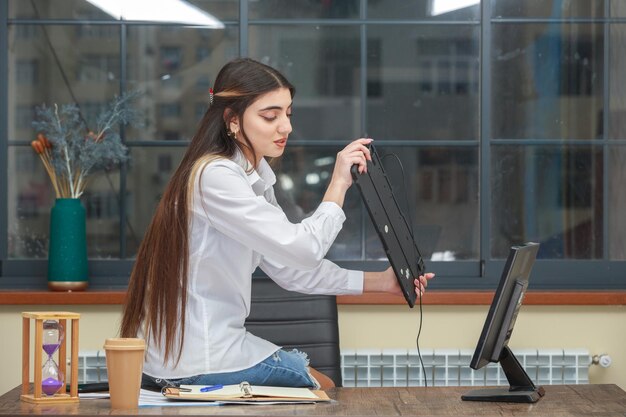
[41,320,64,396]
[21,312,80,404]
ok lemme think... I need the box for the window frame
[1,0,626,291]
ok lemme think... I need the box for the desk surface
[1,384,625,417]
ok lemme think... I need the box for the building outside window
[77,55,119,82]
[15,59,38,85]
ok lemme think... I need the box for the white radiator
[73,348,591,386]
[75,350,108,384]
[341,348,590,387]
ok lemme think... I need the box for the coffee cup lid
[103,338,146,350]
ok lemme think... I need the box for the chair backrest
[245,277,342,387]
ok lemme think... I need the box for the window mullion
[603,1,610,260]
[480,0,492,269]
[0,0,8,261]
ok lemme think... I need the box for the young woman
[120,58,434,390]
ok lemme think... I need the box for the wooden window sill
[1,290,625,305]
[0,291,126,305]
[337,291,626,305]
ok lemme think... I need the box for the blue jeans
[142,349,319,390]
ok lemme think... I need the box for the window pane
[249,26,361,141]
[126,25,238,142]
[9,0,237,21]
[124,145,362,259]
[9,0,115,20]
[276,146,362,260]
[492,0,605,18]
[609,24,626,139]
[249,0,360,19]
[609,146,626,260]
[369,0,479,20]
[8,147,51,258]
[8,25,120,142]
[81,172,123,258]
[492,24,604,140]
[8,147,121,259]
[125,146,187,256]
[491,145,603,259]
[367,25,479,141]
[186,0,239,21]
[612,1,626,16]
[124,146,481,262]
[364,146,479,261]
[7,23,123,258]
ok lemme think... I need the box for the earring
[208,88,214,106]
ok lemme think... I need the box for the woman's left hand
[414,271,435,296]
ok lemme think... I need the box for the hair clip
[209,88,214,106]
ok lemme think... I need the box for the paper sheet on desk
[139,389,318,407]
[77,392,110,400]
[139,389,222,407]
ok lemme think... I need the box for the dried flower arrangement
[31,92,141,198]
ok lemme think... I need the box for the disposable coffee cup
[103,338,145,409]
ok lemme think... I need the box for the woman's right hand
[322,138,373,207]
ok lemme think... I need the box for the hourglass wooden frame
[21,312,80,404]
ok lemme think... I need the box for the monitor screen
[462,242,545,403]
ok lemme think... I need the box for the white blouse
[142,152,364,379]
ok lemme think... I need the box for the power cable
[381,152,428,388]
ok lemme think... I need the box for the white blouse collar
[232,148,277,191]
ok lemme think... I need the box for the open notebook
[163,382,330,403]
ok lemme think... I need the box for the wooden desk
[1,384,625,417]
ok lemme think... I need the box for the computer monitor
[461,242,545,403]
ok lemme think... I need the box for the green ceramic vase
[47,198,89,291]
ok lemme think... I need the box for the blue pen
[200,385,223,393]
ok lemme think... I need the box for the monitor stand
[461,347,546,403]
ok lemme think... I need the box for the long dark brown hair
[120,58,295,366]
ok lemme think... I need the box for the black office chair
[245,277,343,387]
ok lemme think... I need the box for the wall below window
[0,305,623,395]
[338,305,626,391]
